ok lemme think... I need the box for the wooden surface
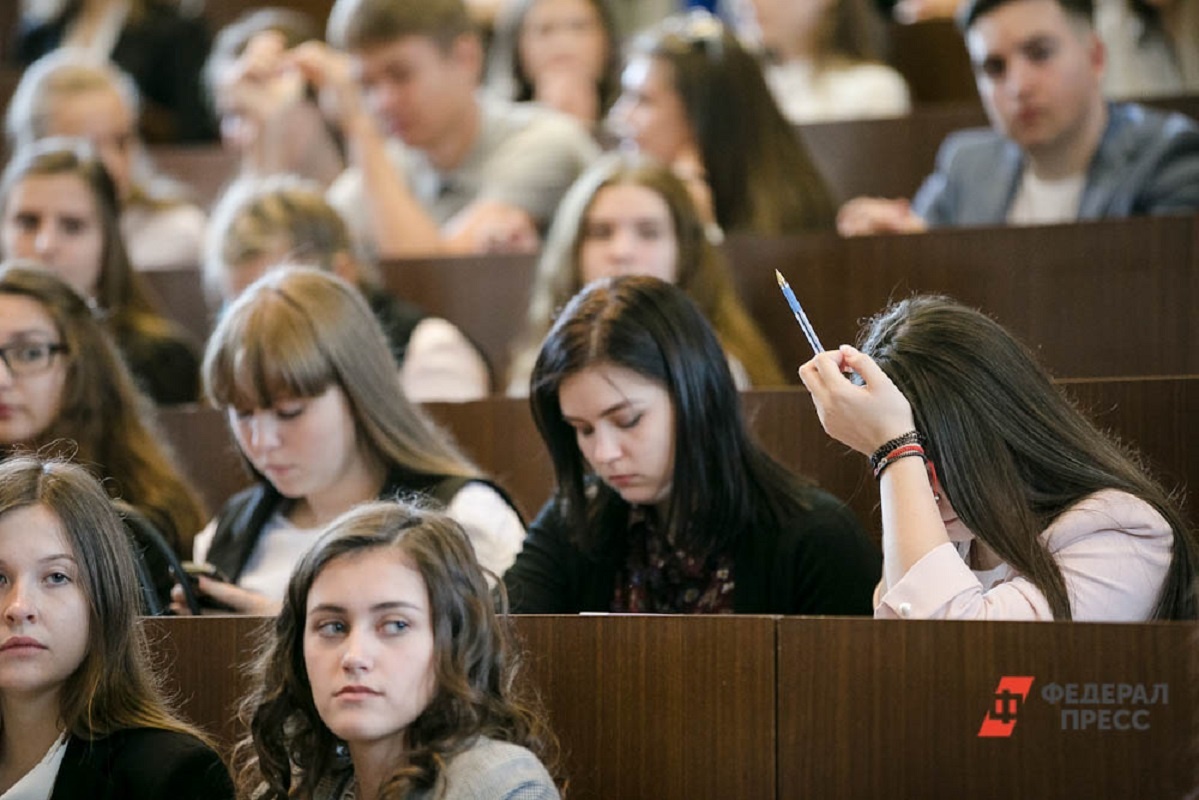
[727,214,1199,381]
[516,615,778,800]
[159,377,1199,541]
[144,215,1199,384]
[143,615,1197,800]
[778,618,1197,800]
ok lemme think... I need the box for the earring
[934,492,943,503]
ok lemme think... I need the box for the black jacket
[50,729,234,800]
[504,487,881,615]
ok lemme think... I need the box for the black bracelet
[868,430,924,471]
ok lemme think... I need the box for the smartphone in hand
[178,561,237,612]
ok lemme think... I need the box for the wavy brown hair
[0,263,205,552]
[234,500,560,798]
[0,455,215,745]
[861,295,1197,620]
[509,153,785,392]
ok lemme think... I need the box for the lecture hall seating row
[143,213,1199,384]
[145,613,1198,800]
[158,376,1199,541]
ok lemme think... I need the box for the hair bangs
[206,289,338,411]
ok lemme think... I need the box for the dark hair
[859,295,1197,620]
[235,500,558,798]
[327,0,475,52]
[627,11,833,234]
[494,0,620,111]
[530,275,812,556]
[0,263,205,551]
[0,455,213,743]
[958,0,1094,30]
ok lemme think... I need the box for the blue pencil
[774,270,825,356]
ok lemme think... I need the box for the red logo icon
[979,676,1035,738]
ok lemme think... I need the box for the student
[507,154,785,394]
[837,0,1199,234]
[0,455,234,798]
[202,8,347,187]
[205,176,491,402]
[287,0,599,257]
[14,0,216,142]
[234,501,559,799]
[504,276,880,614]
[177,268,524,615]
[728,0,911,123]
[6,50,208,271]
[486,0,622,131]
[610,9,835,236]
[0,139,201,404]
[799,295,1198,620]
[0,262,204,560]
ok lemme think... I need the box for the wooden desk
[778,618,1196,799]
[144,615,1196,800]
[370,217,1199,386]
[727,215,1199,380]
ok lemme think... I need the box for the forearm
[878,455,952,588]
[344,114,447,257]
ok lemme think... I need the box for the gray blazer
[316,737,558,800]
[912,102,1199,226]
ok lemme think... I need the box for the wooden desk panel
[143,615,267,753]
[144,614,778,800]
[379,253,536,382]
[777,618,1197,800]
[516,615,777,800]
[729,215,1199,380]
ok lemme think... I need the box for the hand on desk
[837,197,928,237]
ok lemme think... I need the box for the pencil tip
[774,270,785,287]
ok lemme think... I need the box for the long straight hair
[0,263,205,550]
[0,455,213,744]
[203,267,482,486]
[530,275,812,556]
[861,295,1197,620]
[628,11,834,235]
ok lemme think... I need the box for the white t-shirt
[193,481,525,597]
[1007,170,1086,226]
[766,59,911,124]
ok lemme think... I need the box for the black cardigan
[50,729,234,800]
[504,486,881,615]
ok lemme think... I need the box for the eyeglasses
[0,341,68,377]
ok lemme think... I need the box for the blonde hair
[203,267,480,482]
[204,175,374,305]
[509,153,785,391]
[5,48,191,209]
